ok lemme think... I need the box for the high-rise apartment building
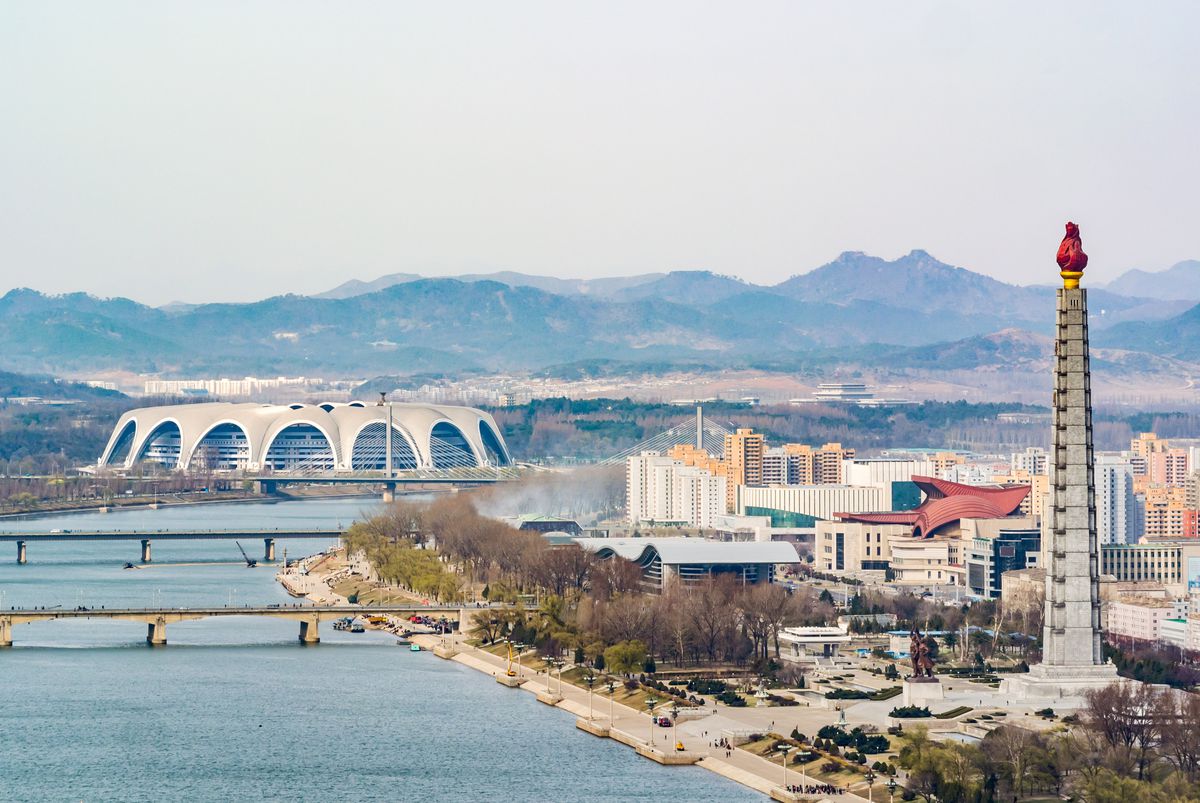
[723,428,765,511]
[1011,447,1048,476]
[1143,485,1197,539]
[1095,455,1138,545]
[779,442,854,485]
[1150,449,1190,487]
[625,451,726,528]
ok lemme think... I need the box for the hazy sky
[2,2,1198,305]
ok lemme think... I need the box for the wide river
[0,498,760,802]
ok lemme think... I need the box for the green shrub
[889,705,931,719]
[934,706,973,719]
[716,690,746,707]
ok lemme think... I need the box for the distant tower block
[1003,222,1118,702]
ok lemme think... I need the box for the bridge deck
[4,605,470,617]
[0,529,345,542]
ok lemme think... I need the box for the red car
[656,716,672,727]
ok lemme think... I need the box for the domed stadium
[99,401,512,473]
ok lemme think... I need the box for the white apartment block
[1011,447,1048,476]
[1095,454,1138,545]
[626,452,726,528]
[1106,596,1183,642]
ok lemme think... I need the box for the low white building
[1106,596,1180,642]
[778,624,852,662]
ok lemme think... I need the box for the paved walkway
[421,633,874,802]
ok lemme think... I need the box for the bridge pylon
[299,618,319,644]
[147,616,167,646]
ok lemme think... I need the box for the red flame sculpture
[1057,222,1088,287]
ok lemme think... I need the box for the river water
[0,499,759,802]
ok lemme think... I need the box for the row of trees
[897,684,1200,802]
[344,495,836,674]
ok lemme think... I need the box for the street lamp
[645,697,658,746]
[514,642,526,678]
[584,672,596,720]
[778,744,792,791]
[887,777,898,802]
[865,769,876,803]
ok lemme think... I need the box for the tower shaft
[1042,287,1104,666]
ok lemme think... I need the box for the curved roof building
[833,476,1030,538]
[574,536,799,591]
[99,401,512,473]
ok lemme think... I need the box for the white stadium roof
[99,401,511,472]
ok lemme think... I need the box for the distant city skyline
[2,2,1198,305]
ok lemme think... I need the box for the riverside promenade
[283,547,873,801]
[414,631,873,803]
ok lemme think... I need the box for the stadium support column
[386,402,393,479]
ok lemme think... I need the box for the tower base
[1000,662,1122,708]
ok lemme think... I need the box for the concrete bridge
[249,469,517,500]
[0,604,484,647]
[0,528,345,564]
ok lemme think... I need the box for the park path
[420,633,874,803]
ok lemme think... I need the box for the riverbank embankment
[0,485,377,520]
[283,548,870,802]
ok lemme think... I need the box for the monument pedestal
[1000,663,1122,706]
[902,677,944,707]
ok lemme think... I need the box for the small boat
[122,562,138,570]
[395,638,410,646]
[409,643,421,652]
[350,622,365,633]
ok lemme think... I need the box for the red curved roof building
[833,476,1030,539]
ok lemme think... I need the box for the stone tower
[1040,286,1104,666]
[1004,223,1117,701]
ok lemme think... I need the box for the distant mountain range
[2,252,1199,380]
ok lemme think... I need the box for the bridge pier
[255,480,279,495]
[299,619,319,645]
[381,481,396,503]
[16,540,26,564]
[264,538,276,562]
[146,617,167,646]
[140,539,152,563]
[0,617,11,648]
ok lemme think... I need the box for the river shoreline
[0,487,379,520]
[283,546,866,802]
